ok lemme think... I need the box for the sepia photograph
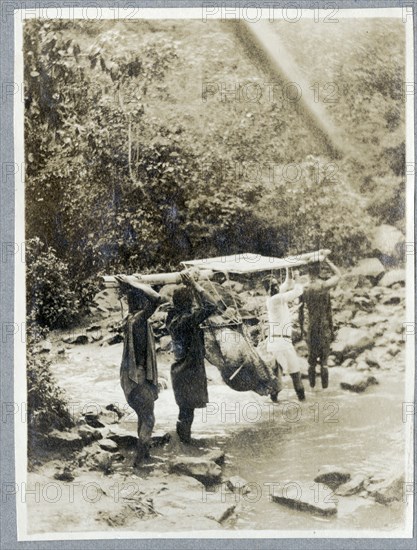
[9,5,415,542]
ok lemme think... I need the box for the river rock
[83,413,106,429]
[44,430,84,451]
[105,403,125,421]
[100,333,123,346]
[351,313,385,329]
[86,324,102,332]
[379,269,406,288]
[362,350,382,369]
[37,340,53,353]
[63,333,89,345]
[169,457,222,485]
[381,294,402,306]
[152,474,236,524]
[336,474,368,496]
[340,372,379,393]
[352,258,385,282]
[78,425,103,444]
[99,438,119,452]
[151,431,171,447]
[53,467,75,482]
[355,360,370,372]
[368,473,405,504]
[107,426,137,448]
[331,327,373,360]
[271,481,337,516]
[205,450,226,466]
[226,476,249,493]
[158,335,172,352]
[314,466,351,489]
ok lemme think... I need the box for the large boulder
[379,269,406,288]
[271,481,337,516]
[352,258,385,283]
[43,430,84,451]
[331,327,373,360]
[372,224,405,265]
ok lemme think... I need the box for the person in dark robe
[301,257,341,389]
[115,275,162,465]
[166,271,218,443]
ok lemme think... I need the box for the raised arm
[323,258,341,289]
[181,271,218,324]
[115,275,162,320]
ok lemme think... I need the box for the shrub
[27,352,74,438]
[26,238,80,330]
[366,175,405,227]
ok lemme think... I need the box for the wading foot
[308,366,316,388]
[133,441,150,468]
[270,391,279,403]
[320,366,329,389]
[176,421,191,444]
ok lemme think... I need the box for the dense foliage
[27,353,74,437]
[24,20,405,329]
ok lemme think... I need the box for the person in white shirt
[264,268,305,402]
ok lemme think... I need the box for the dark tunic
[120,298,160,402]
[303,281,334,366]
[166,292,217,409]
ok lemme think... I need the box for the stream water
[51,340,407,534]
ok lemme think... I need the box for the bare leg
[270,362,283,402]
[128,384,156,465]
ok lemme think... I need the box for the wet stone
[63,333,89,345]
[226,476,249,493]
[340,372,379,393]
[107,426,137,448]
[368,473,405,504]
[151,431,171,447]
[78,425,103,444]
[169,457,222,486]
[44,430,84,451]
[205,449,226,466]
[53,467,75,482]
[314,466,351,489]
[84,413,106,429]
[336,474,368,496]
[99,438,119,452]
[271,481,337,516]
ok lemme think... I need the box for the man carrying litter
[265,267,306,402]
[166,271,218,443]
[115,275,163,466]
[302,256,341,389]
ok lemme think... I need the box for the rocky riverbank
[27,260,409,535]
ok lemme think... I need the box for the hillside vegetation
[24,18,405,329]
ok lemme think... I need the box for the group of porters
[113,254,341,466]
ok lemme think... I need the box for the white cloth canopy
[182,250,329,274]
